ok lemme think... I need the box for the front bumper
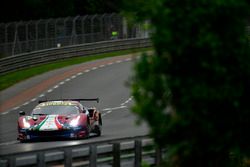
[18,127,88,141]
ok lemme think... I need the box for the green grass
[0,48,151,91]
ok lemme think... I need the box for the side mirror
[19,111,25,116]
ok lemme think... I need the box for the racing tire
[99,113,102,126]
[86,117,91,138]
[96,114,102,136]
[95,125,102,137]
[19,138,29,143]
[19,139,25,143]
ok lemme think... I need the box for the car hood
[19,114,81,131]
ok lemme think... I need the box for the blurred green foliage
[123,0,250,166]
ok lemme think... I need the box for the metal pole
[155,147,162,166]
[56,18,61,47]
[100,14,106,41]
[45,19,50,48]
[81,16,87,44]
[37,152,45,167]
[122,17,128,39]
[36,20,40,51]
[72,15,80,45]
[26,21,30,52]
[7,156,16,167]
[4,23,8,56]
[113,143,121,167]
[89,145,97,167]
[91,15,97,43]
[63,17,71,46]
[134,140,142,167]
[12,22,20,56]
[64,148,72,167]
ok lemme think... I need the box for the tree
[123,0,250,166]
[0,0,74,22]
[0,0,122,22]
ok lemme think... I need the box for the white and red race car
[17,98,102,142]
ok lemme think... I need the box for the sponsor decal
[38,101,75,107]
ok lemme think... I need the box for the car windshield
[32,105,80,115]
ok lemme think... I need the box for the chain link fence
[0,13,150,58]
[2,13,246,58]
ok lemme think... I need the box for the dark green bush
[124,0,250,166]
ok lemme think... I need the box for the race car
[17,98,102,142]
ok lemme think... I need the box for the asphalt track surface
[0,54,149,156]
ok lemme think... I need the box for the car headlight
[69,116,80,127]
[23,118,31,129]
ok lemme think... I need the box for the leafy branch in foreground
[124,0,250,166]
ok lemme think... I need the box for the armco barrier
[0,38,151,75]
[0,136,164,167]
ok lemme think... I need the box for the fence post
[64,148,72,167]
[134,140,142,167]
[122,18,128,39]
[90,145,97,167]
[7,156,16,167]
[81,16,87,44]
[91,15,97,43]
[113,143,120,167]
[12,22,18,56]
[155,147,162,166]
[37,152,45,167]
[72,16,79,45]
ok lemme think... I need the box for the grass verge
[0,48,151,91]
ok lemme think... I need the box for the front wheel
[95,125,102,136]
[96,114,102,136]
[85,117,91,138]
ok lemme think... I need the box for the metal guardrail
[0,38,151,75]
[0,136,164,167]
